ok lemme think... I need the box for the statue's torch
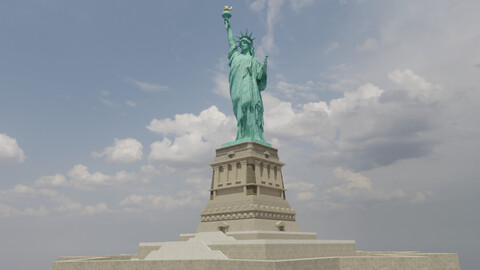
[222,6,232,20]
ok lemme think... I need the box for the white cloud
[331,167,372,194]
[22,206,48,216]
[81,203,109,215]
[0,184,36,198]
[125,100,137,107]
[323,42,340,54]
[0,203,48,218]
[249,0,267,12]
[275,79,315,98]
[0,203,18,217]
[212,72,229,98]
[35,174,68,187]
[92,138,143,164]
[296,191,315,201]
[149,135,210,165]
[286,181,316,191]
[357,37,379,51]
[119,176,209,213]
[42,189,108,215]
[30,163,146,194]
[30,165,141,191]
[0,181,116,216]
[211,58,230,98]
[284,168,408,210]
[125,77,169,93]
[265,69,444,170]
[100,90,110,96]
[411,190,434,204]
[286,181,317,201]
[249,0,285,57]
[388,69,441,102]
[66,164,138,189]
[324,167,407,208]
[100,99,120,108]
[120,193,194,211]
[67,164,109,185]
[289,0,314,12]
[0,133,26,163]
[147,106,235,165]
[12,184,37,195]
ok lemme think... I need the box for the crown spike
[237,29,255,44]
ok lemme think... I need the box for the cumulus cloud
[212,72,230,98]
[285,181,317,201]
[388,69,441,102]
[330,167,372,194]
[147,106,235,165]
[0,184,38,199]
[265,69,444,171]
[67,164,109,185]
[284,168,407,210]
[0,203,48,218]
[119,176,209,212]
[92,138,143,164]
[0,181,114,217]
[100,90,110,96]
[249,0,285,57]
[68,164,139,189]
[120,193,194,211]
[100,99,120,108]
[33,164,140,190]
[37,189,108,215]
[12,184,37,195]
[35,174,68,187]
[275,79,315,99]
[211,58,230,98]
[323,42,340,54]
[357,37,379,51]
[125,77,169,93]
[327,167,406,204]
[289,0,314,12]
[80,203,109,215]
[0,133,26,163]
[0,203,17,217]
[125,100,137,107]
[411,190,434,204]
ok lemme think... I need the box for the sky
[1,0,479,269]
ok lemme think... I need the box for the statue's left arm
[257,56,268,91]
[257,56,267,80]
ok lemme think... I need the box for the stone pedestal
[197,142,301,233]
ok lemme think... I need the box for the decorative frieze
[201,210,296,222]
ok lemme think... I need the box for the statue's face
[239,40,251,52]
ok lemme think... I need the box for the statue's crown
[237,29,255,44]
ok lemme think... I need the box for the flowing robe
[228,46,267,142]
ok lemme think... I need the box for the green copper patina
[222,7,270,147]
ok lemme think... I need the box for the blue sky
[1,1,479,269]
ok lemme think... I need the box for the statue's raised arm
[221,6,270,147]
[223,7,236,49]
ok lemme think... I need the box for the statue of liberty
[222,7,270,147]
